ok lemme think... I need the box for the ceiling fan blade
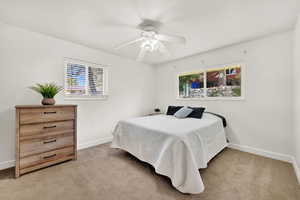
[99,17,141,30]
[156,34,186,44]
[158,41,171,57]
[136,48,147,61]
[114,37,144,50]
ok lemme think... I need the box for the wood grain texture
[20,121,74,140]
[15,105,77,177]
[15,109,20,178]
[15,105,77,108]
[20,107,75,125]
[20,133,74,157]
[19,155,74,175]
[20,147,74,169]
[74,106,77,160]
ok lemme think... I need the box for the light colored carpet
[0,143,299,200]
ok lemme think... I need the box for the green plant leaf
[29,82,63,98]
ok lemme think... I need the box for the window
[206,65,241,97]
[179,71,205,98]
[177,63,243,100]
[64,58,108,99]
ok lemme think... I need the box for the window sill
[176,97,245,101]
[64,96,108,101]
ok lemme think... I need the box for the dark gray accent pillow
[166,106,183,115]
[187,107,206,119]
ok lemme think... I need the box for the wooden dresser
[15,105,77,177]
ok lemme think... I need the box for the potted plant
[29,83,63,105]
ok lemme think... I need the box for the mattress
[111,113,228,194]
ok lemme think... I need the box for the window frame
[178,70,206,99]
[64,58,109,100]
[176,62,245,101]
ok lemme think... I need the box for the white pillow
[174,107,193,118]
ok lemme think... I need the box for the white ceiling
[0,0,299,64]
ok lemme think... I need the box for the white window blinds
[64,58,108,99]
[88,67,104,96]
[65,64,86,95]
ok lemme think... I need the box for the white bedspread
[111,113,227,194]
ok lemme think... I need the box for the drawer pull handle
[43,154,57,159]
[43,139,57,144]
[43,125,57,129]
[44,111,57,114]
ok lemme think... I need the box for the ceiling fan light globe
[144,45,151,51]
[152,39,158,45]
[141,41,152,51]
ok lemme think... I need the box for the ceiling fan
[114,19,186,61]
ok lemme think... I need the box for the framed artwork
[177,63,244,100]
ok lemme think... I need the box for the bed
[111,112,228,194]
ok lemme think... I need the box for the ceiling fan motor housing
[138,19,162,31]
[141,30,157,39]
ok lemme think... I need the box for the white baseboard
[229,143,300,185]
[228,143,293,163]
[77,136,113,150]
[292,158,300,184]
[0,136,113,171]
[0,160,15,170]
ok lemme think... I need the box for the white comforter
[111,113,227,194]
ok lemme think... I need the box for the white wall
[0,22,156,169]
[154,31,293,157]
[293,15,300,176]
[0,20,295,171]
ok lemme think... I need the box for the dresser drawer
[15,105,77,177]
[20,121,74,139]
[20,107,75,124]
[20,147,74,170]
[20,133,74,157]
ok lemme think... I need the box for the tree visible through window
[64,59,108,98]
[179,72,205,98]
[206,65,241,97]
[177,64,243,99]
